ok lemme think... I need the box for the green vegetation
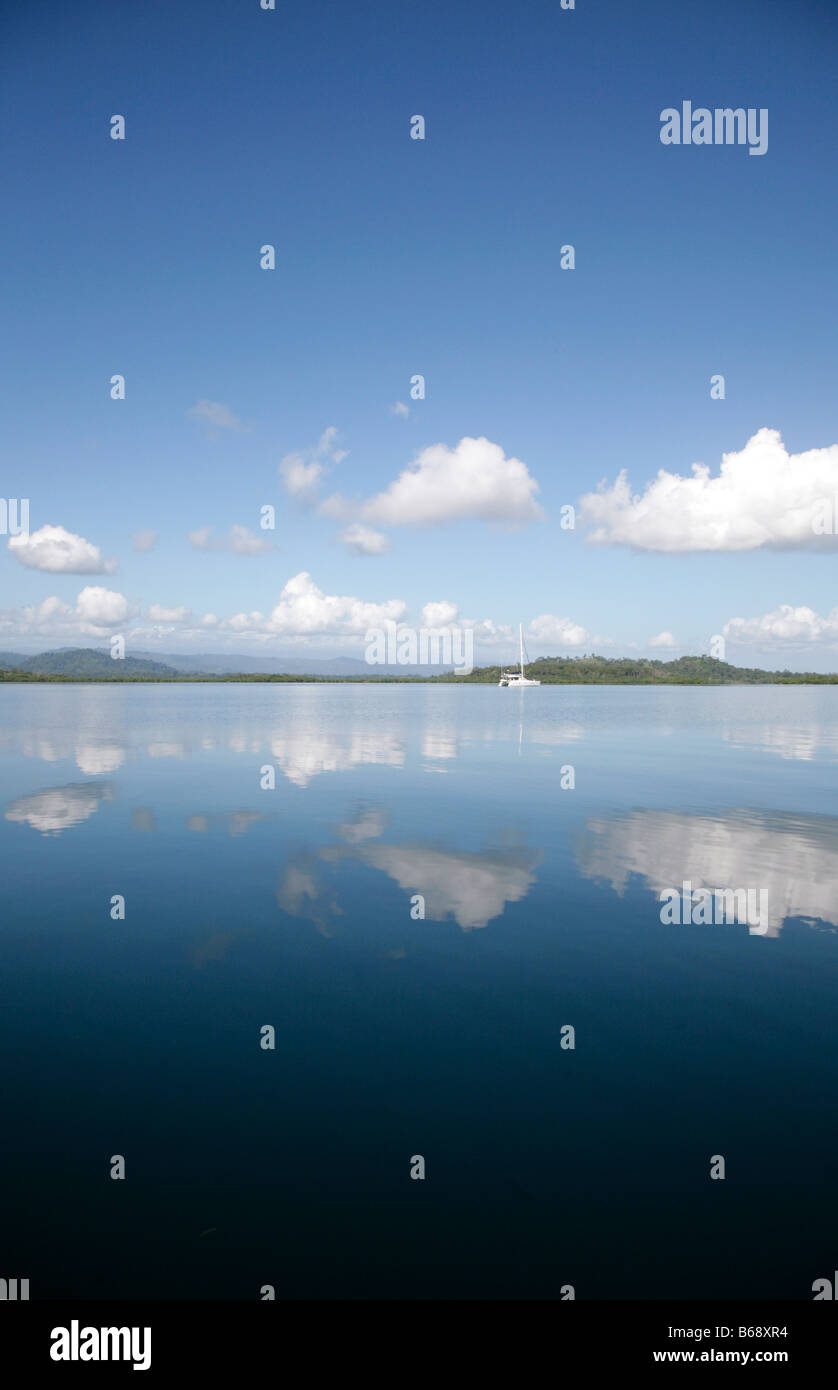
[0,649,177,678]
[0,665,417,684]
[0,648,837,684]
[434,654,838,685]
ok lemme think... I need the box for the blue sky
[2,0,837,667]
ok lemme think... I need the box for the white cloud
[4,586,130,637]
[0,574,408,647]
[279,455,325,500]
[723,604,838,646]
[19,595,72,626]
[9,524,116,574]
[527,614,590,646]
[187,399,246,432]
[228,525,274,554]
[225,610,266,633]
[322,436,544,528]
[1,572,597,661]
[462,618,514,645]
[212,573,407,640]
[650,631,677,648]
[337,524,391,556]
[75,586,129,627]
[579,428,838,552]
[188,524,275,554]
[4,586,134,639]
[148,604,191,624]
[280,426,347,502]
[132,530,157,553]
[263,572,406,636]
[421,600,459,628]
[391,401,410,419]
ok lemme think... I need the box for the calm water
[2,682,837,1300]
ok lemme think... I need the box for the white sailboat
[499,624,540,687]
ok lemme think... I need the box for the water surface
[2,683,837,1299]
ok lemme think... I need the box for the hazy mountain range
[0,648,452,678]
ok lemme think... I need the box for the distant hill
[0,648,180,678]
[133,650,453,677]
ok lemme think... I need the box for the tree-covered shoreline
[2,652,838,685]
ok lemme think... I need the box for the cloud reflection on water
[5,781,114,835]
[576,807,838,937]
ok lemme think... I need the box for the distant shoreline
[3,650,838,686]
[3,672,838,687]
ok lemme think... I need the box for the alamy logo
[365,620,474,676]
[0,1277,29,1300]
[0,498,29,537]
[50,1321,151,1372]
[660,103,768,156]
[659,882,769,935]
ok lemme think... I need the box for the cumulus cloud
[526,613,590,646]
[221,572,407,639]
[411,602,514,648]
[321,436,544,529]
[280,426,347,502]
[578,428,838,552]
[0,570,530,658]
[187,399,246,432]
[650,631,677,648]
[265,572,405,636]
[17,595,72,627]
[75,586,129,627]
[132,530,157,553]
[337,524,391,556]
[9,524,116,574]
[188,524,275,554]
[724,604,838,646]
[0,587,132,639]
[147,604,191,624]
[421,600,459,628]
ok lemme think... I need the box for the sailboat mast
[519,622,524,679]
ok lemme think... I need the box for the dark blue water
[2,683,837,1299]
